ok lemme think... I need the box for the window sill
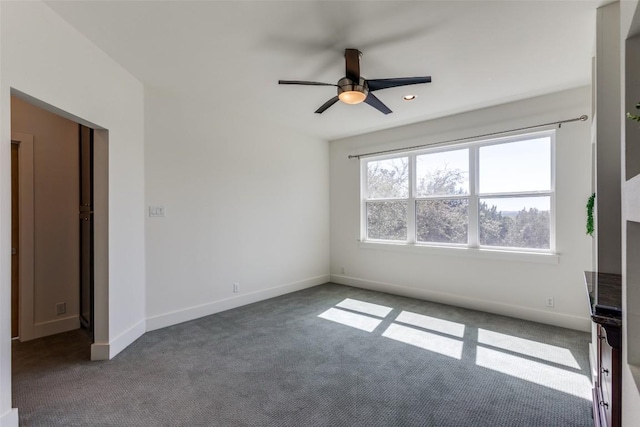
[358,241,559,264]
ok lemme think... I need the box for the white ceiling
[46,0,602,141]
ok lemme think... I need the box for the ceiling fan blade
[315,96,340,114]
[364,93,392,115]
[344,49,361,82]
[367,77,431,92]
[278,80,336,86]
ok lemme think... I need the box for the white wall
[0,4,11,424]
[0,1,145,424]
[144,88,330,330]
[596,2,622,276]
[330,86,593,331]
[621,1,640,425]
[11,96,80,339]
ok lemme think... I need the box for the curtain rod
[347,114,589,160]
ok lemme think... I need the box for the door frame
[11,132,35,341]
[9,91,110,359]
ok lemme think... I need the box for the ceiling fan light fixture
[337,77,368,105]
[278,49,431,114]
[339,90,367,105]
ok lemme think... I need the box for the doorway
[11,96,95,343]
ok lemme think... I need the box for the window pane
[479,197,550,249]
[416,199,468,244]
[367,201,407,241]
[479,137,551,193]
[367,157,409,199]
[416,149,469,196]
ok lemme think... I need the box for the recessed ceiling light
[403,95,417,101]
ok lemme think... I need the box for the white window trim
[360,130,557,257]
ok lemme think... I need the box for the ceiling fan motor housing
[337,77,369,104]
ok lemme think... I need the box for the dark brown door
[79,125,94,337]
[11,143,19,339]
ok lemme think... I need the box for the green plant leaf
[586,193,595,236]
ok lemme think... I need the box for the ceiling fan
[279,48,431,115]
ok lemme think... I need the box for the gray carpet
[13,283,593,426]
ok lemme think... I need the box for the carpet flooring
[12,283,593,426]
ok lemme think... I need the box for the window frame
[361,153,411,243]
[360,130,556,254]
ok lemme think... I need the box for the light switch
[149,206,166,217]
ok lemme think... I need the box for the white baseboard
[33,315,79,339]
[146,274,330,332]
[90,342,110,361]
[0,408,18,427]
[91,318,146,361]
[109,319,146,359]
[331,274,590,332]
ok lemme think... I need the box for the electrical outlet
[149,206,166,217]
[233,283,239,293]
[546,297,555,308]
[56,302,66,315]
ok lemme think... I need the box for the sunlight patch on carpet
[478,329,580,369]
[318,307,382,332]
[476,346,592,400]
[335,298,393,318]
[382,323,464,359]
[395,311,466,338]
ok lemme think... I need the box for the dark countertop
[584,271,622,328]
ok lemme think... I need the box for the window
[362,131,554,252]
[365,157,409,241]
[415,148,469,245]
